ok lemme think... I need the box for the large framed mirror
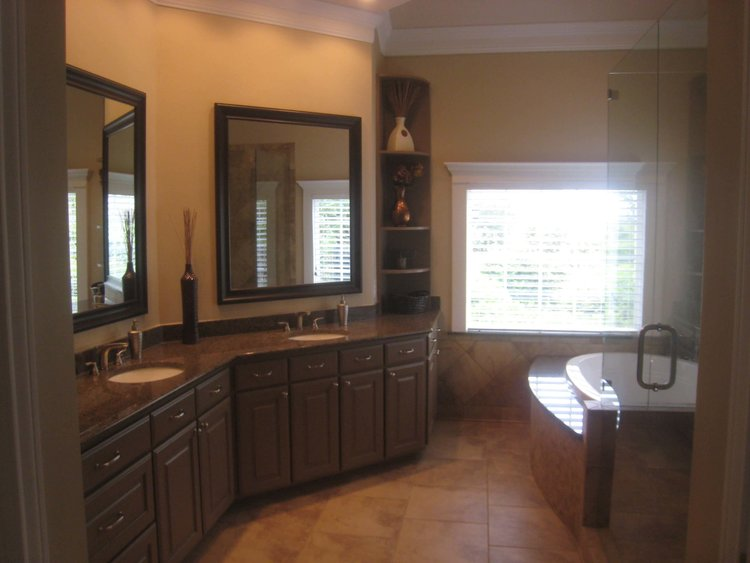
[66,66,147,331]
[215,104,362,303]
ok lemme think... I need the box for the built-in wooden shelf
[382,268,430,275]
[379,150,430,157]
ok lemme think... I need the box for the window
[256,199,269,287]
[449,163,648,333]
[312,198,350,283]
[106,193,135,279]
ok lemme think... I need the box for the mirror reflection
[66,66,147,331]
[215,105,361,303]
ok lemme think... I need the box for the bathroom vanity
[77,311,440,562]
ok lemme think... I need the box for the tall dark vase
[122,261,136,302]
[181,264,199,344]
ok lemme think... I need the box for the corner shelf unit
[377,76,431,313]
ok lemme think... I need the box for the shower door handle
[636,323,679,391]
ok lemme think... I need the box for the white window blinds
[312,198,350,283]
[465,188,646,332]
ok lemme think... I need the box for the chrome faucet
[296,311,310,330]
[98,342,129,372]
[312,317,325,330]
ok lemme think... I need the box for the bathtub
[566,352,697,410]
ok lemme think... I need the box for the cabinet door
[385,362,426,458]
[341,370,384,471]
[153,424,202,563]
[291,377,340,483]
[198,397,235,532]
[235,385,291,496]
[427,350,438,440]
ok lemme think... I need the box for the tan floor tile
[423,430,487,460]
[394,519,488,563]
[489,506,577,551]
[335,470,414,500]
[405,485,488,523]
[490,546,582,563]
[488,451,532,477]
[315,495,407,538]
[295,531,396,563]
[488,473,548,508]
[405,458,488,489]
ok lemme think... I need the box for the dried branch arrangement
[183,208,197,264]
[385,79,421,117]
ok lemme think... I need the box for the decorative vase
[181,264,199,344]
[122,261,136,302]
[387,116,415,152]
[392,185,411,226]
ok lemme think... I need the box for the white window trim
[447,161,665,333]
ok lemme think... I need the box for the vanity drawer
[235,358,288,391]
[150,390,196,446]
[85,454,155,563]
[289,351,338,382]
[340,344,383,375]
[385,337,427,366]
[82,417,151,494]
[195,369,230,414]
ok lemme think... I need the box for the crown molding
[149,0,383,43]
[382,20,655,56]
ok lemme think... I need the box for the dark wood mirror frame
[214,104,362,304]
[68,66,147,332]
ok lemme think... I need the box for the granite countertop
[78,311,439,450]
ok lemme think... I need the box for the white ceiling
[151,0,702,54]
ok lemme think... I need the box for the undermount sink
[108,365,184,384]
[288,333,346,342]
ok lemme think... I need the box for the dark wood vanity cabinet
[235,384,291,496]
[197,397,235,531]
[153,423,202,563]
[340,369,384,470]
[291,376,341,483]
[384,337,428,458]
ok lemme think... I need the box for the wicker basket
[393,291,430,314]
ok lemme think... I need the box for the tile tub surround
[528,357,618,542]
[77,310,440,449]
[437,332,635,421]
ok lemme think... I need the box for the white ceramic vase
[387,116,415,152]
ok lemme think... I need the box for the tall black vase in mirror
[66,66,147,331]
[214,104,362,303]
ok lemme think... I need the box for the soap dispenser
[337,296,349,327]
[128,320,143,361]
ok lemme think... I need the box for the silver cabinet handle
[389,371,397,378]
[332,382,339,388]
[200,421,209,430]
[253,370,273,378]
[354,354,373,362]
[344,380,352,386]
[99,512,125,532]
[95,451,121,470]
[307,362,326,370]
[281,391,289,399]
[209,385,223,394]
[399,348,415,355]
[170,409,186,420]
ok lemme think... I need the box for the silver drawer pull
[389,371,397,377]
[99,512,125,532]
[354,354,373,362]
[332,382,339,388]
[253,370,273,378]
[95,451,121,469]
[281,391,289,399]
[208,385,223,394]
[307,362,326,370]
[170,409,186,420]
[344,380,352,386]
[399,348,416,355]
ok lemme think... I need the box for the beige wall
[382,51,624,329]
[66,0,376,350]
